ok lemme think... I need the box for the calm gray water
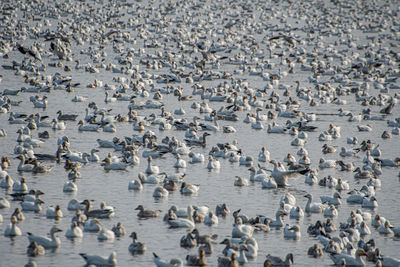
[0,0,399,266]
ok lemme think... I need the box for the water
[0,0,400,266]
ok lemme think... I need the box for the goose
[32,96,48,108]
[32,160,52,173]
[307,244,323,258]
[16,155,34,172]
[108,222,125,238]
[188,152,205,163]
[305,172,318,185]
[357,124,372,132]
[336,178,350,191]
[216,203,230,217]
[57,110,78,121]
[324,205,339,218]
[46,205,63,219]
[180,232,197,248]
[378,221,394,235]
[168,205,190,218]
[180,182,200,195]
[281,193,297,206]
[193,210,205,223]
[65,222,83,238]
[232,217,254,238]
[80,252,117,266]
[63,179,78,192]
[204,211,218,226]
[138,172,165,184]
[88,149,100,162]
[22,190,44,202]
[102,157,128,171]
[145,156,159,175]
[198,239,213,255]
[269,210,287,227]
[153,253,183,267]
[299,155,311,165]
[227,244,248,264]
[11,207,24,222]
[320,192,342,206]
[168,206,195,229]
[153,186,169,198]
[262,177,278,189]
[199,117,220,131]
[83,219,102,232]
[267,123,287,133]
[27,241,45,257]
[128,179,143,190]
[357,221,371,236]
[234,176,249,186]
[0,174,13,188]
[263,160,308,187]
[80,200,114,218]
[304,194,326,213]
[27,226,62,248]
[218,253,239,267]
[129,232,146,253]
[329,249,366,266]
[340,147,358,157]
[0,197,10,209]
[51,119,66,130]
[21,199,44,212]
[4,216,22,237]
[193,205,209,217]
[186,249,207,266]
[251,121,264,129]
[258,147,270,162]
[336,160,355,171]
[77,120,99,131]
[16,129,30,142]
[135,205,161,218]
[361,196,378,209]
[283,153,296,164]
[239,156,253,166]
[319,158,336,169]
[265,253,294,266]
[173,154,186,168]
[283,224,301,240]
[97,227,115,241]
[289,206,304,219]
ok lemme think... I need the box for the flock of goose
[0,0,400,266]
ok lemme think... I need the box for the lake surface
[0,0,399,266]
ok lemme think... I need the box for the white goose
[168,205,195,229]
[304,194,326,213]
[65,222,83,238]
[97,227,115,241]
[0,197,10,209]
[103,158,128,171]
[46,205,63,219]
[232,217,254,238]
[207,155,221,170]
[21,199,44,212]
[145,156,159,175]
[153,253,183,267]
[128,179,143,190]
[4,216,22,237]
[329,249,366,266]
[80,252,117,266]
[27,226,62,248]
[16,155,34,172]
